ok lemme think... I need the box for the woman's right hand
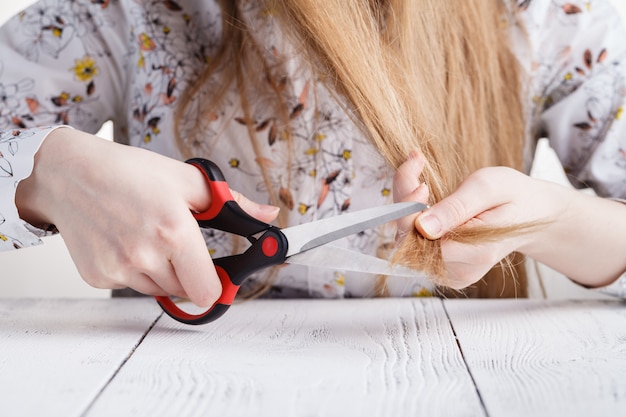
[15,128,279,307]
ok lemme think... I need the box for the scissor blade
[286,245,426,278]
[281,201,427,257]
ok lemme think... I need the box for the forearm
[519,184,626,288]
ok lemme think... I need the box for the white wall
[1,1,625,298]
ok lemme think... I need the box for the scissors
[155,158,428,325]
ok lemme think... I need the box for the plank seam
[79,311,163,416]
[442,301,490,417]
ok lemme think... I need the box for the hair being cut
[176,0,531,298]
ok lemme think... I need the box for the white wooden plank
[87,298,484,417]
[0,298,161,417]
[444,299,626,417]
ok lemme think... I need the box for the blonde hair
[175,0,530,298]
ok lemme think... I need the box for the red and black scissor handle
[155,158,288,325]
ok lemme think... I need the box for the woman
[2,0,625,306]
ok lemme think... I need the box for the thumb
[415,197,468,240]
[415,191,484,240]
[231,189,280,223]
[415,210,445,240]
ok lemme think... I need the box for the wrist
[518,183,626,287]
[515,180,572,257]
[15,127,73,226]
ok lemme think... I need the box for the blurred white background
[1,1,625,298]
[0,0,112,298]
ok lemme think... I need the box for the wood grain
[87,298,484,417]
[444,299,626,417]
[0,298,161,417]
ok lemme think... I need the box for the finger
[125,272,170,296]
[141,260,188,299]
[231,189,280,223]
[183,162,213,213]
[170,215,222,308]
[396,182,430,240]
[393,150,425,203]
[415,168,513,239]
[438,240,502,289]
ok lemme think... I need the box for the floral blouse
[1,0,625,298]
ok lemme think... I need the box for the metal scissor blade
[286,245,425,278]
[281,201,427,257]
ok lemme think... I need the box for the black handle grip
[155,228,288,325]
[154,158,288,325]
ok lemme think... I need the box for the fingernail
[414,181,427,192]
[417,214,442,238]
[409,150,420,160]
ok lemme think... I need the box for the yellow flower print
[381,188,391,197]
[334,273,345,287]
[616,106,623,120]
[72,56,98,82]
[413,287,433,297]
[298,203,311,215]
[229,158,240,168]
[148,117,161,135]
[138,33,156,51]
[50,26,63,38]
[342,149,352,160]
[51,91,70,107]
[0,234,8,242]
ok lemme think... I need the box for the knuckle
[469,168,496,193]
[85,266,129,290]
[442,195,468,226]
[470,166,514,195]
[440,242,503,290]
[152,216,194,259]
[392,167,406,186]
[119,243,152,272]
[392,163,419,198]
[153,221,182,249]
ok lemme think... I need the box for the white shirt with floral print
[1,0,625,298]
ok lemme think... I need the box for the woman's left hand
[393,151,626,289]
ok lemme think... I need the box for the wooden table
[1,297,625,417]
